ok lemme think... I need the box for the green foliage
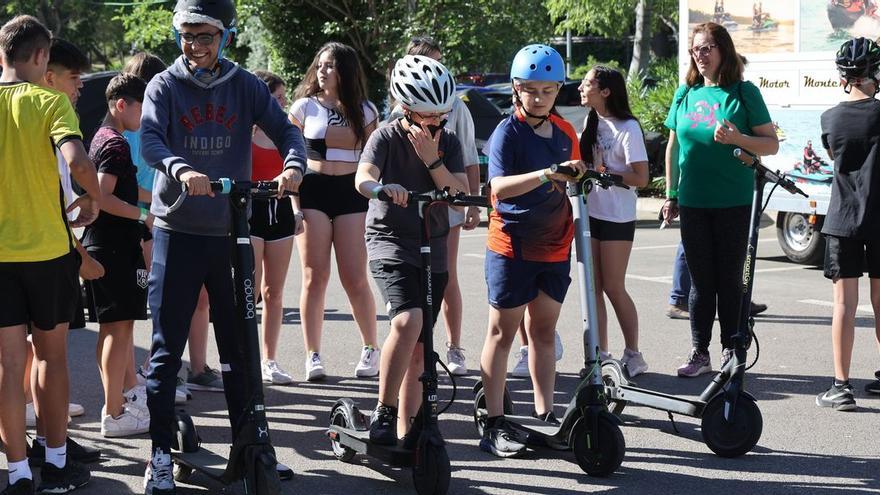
[544,0,678,38]
[570,56,623,80]
[626,57,678,136]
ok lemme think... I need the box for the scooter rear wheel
[570,412,625,477]
[701,394,763,458]
[472,384,514,437]
[329,404,357,462]
[412,443,450,495]
[174,411,200,453]
[601,362,628,416]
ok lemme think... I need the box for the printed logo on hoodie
[180,103,239,157]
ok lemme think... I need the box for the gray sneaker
[144,449,175,495]
[677,348,712,377]
[186,365,224,392]
[446,344,467,376]
[510,346,529,378]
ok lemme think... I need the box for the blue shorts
[485,250,571,309]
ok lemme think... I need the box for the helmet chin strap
[513,90,550,129]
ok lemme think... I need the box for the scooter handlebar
[733,148,808,198]
[548,164,629,190]
[375,188,489,208]
[165,179,294,214]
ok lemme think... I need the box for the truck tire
[776,211,825,266]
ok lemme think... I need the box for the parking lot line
[798,299,876,314]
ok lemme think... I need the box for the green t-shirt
[664,81,771,208]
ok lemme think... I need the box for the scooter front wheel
[412,443,450,495]
[570,412,625,477]
[701,394,763,458]
[329,404,357,462]
[251,449,282,495]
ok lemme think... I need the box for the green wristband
[666,188,678,200]
[138,207,149,222]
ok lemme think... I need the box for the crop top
[289,96,378,163]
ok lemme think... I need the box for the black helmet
[173,0,237,31]
[835,37,880,81]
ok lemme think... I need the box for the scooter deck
[173,449,228,482]
[328,425,415,467]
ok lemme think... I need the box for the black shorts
[249,197,297,242]
[823,235,880,280]
[299,171,368,220]
[0,250,81,330]
[369,259,448,343]
[589,217,636,242]
[84,245,148,323]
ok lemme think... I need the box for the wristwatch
[427,158,444,170]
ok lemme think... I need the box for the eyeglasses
[689,44,717,57]
[413,111,449,120]
[179,31,221,46]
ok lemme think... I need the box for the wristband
[427,157,444,170]
[138,207,149,222]
[538,169,550,184]
[666,188,678,200]
[370,185,384,199]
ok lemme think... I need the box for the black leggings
[679,205,750,351]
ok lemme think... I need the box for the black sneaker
[749,301,768,316]
[1,478,34,495]
[531,410,560,426]
[28,438,101,467]
[480,420,526,458]
[816,382,857,411]
[369,405,398,445]
[36,459,90,494]
[866,371,880,395]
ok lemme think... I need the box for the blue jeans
[146,228,248,453]
[668,241,691,306]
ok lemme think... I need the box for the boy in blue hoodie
[139,1,306,493]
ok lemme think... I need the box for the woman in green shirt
[661,22,778,377]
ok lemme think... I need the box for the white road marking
[798,299,876,314]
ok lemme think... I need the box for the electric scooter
[326,189,489,495]
[472,165,628,477]
[162,179,291,494]
[601,148,808,458]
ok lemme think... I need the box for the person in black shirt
[816,37,880,411]
[82,73,153,436]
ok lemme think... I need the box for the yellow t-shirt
[0,82,82,262]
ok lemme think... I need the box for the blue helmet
[510,44,565,83]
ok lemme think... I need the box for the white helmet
[390,55,456,113]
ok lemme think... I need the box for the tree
[544,0,678,81]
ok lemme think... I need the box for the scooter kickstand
[667,412,679,434]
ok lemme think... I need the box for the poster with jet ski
[688,0,796,53]
[801,0,880,52]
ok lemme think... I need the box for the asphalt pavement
[8,200,880,494]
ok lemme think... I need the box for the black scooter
[601,148,808,457]
[327,189,489,495]
[472,166,627,477]
[163,179,291,493]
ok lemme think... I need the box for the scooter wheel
[252,449,282,495]
[472,384,513,437]
[329,404,357,462]
[174,412,200,453]
[570,412,625,477]
[172,463,192,483]
[412,443,450,495]
[701,394,763,458]
[601,362,628,416]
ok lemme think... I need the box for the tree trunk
[628,0,652,82]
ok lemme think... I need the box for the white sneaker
[101,405,150,438]
[144,448,175,494]
[354,346,380,378]
[26,402,71,427]
[446,344,467,376]
[305,351,326,381]
[262,359,294,385]
[554,331,564,362]
[622,349,649,377]
[125,385,150,418]
[68,403,85,417]
[510,346,530,378]
[175,377,189,404]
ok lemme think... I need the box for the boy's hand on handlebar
[274,168,302,198]
[180,171,214,197]
[547,160,587,182]
[381,184,409,207]
[68,193,99,228]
